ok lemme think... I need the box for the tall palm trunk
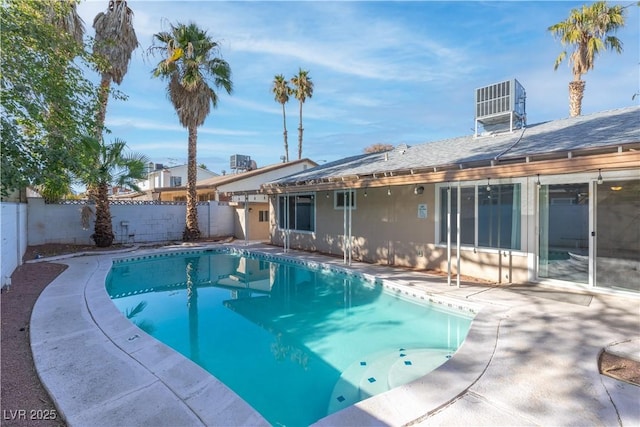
[92,181,114,247]
[91,75,114,247]
[282,103,289,162]
[297,101,303,160]
[568,80,585,117]
[183,125,200,240]
[95,75,111,139]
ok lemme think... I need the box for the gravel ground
[1,261,67,427]
[1,244,638,427]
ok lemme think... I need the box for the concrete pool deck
[30,243,640,426]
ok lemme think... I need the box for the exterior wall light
[414,185,424,195]
[597,169,603,185]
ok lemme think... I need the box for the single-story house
[263,105,639,295]
[158,159,317,241]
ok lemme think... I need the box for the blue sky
[76,1,640,174]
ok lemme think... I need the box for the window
[439,183,521,250]
[258,210,269,222]
[477,184,521,249]
[334,190,356,209]
[278,193,315,232]
[440,186,475,245]
[170,176,182,187]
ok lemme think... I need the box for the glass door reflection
[539,183,590,284]
[595,179,640,292]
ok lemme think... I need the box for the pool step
[327,348,453,415]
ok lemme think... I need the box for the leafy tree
[364,143,394,153]
[150,22,233,241]
[549,1,626,117]
[1,0,97,199]
[75,137,148,247]
[290,69,314,159]
[37,0,87,201]
[272,74,292,162]
[92,0,139,139]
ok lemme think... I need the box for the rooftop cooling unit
[230,154,251,172]
[474,79,526,136]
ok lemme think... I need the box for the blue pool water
[106,249,473,426]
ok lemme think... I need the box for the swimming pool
[106,248,474,426]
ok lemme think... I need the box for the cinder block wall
[27,198,235,246]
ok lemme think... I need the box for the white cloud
[106,116,259,137]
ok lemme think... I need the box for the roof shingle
[269,106,639,185]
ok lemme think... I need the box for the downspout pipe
[457,181,461,288]
[343,190,347,264]
[244,192,248,245]
[348,191,352,266]
[447,185,452,286]
[283,192,289,253]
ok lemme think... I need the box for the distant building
[156,158,318,241]
[116,163,219,200]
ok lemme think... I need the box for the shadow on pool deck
[28,243,640,427]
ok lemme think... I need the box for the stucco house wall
[270,183,532,284]
[234,203,270,241]
[266,107,639,288]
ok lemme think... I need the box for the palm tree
[75,137,148,247]
[92,0,139,139]
[150,22,233,241]
[290,69,314,159]
[272,74,291,162]
[47,0,84,45]
[549,1,626,117]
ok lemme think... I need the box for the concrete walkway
[30,243,640,426]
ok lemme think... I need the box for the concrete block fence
[27,198,235,246]
[0,198,235,283]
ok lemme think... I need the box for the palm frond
[549,1,626,79]
[92,0,139,85]
[151,22,233,129]
[125,301,147,319]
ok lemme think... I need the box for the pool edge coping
[30,243,501,427]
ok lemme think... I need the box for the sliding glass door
[538,183,590,284]
[538,178,639,293]
[595,179,640,292]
